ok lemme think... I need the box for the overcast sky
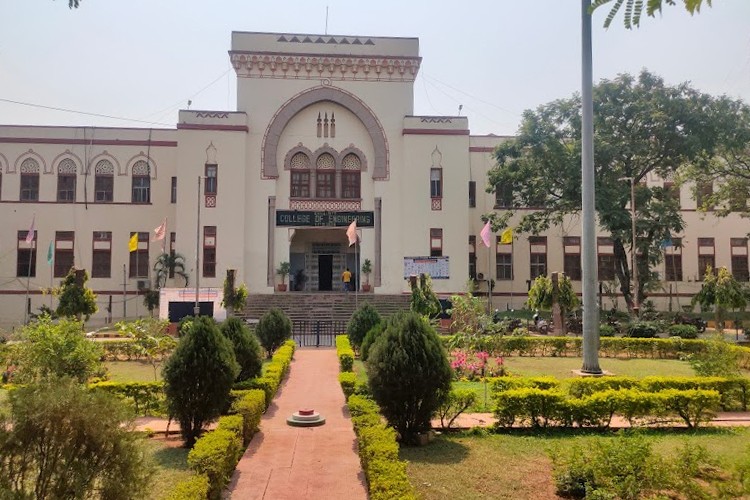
[1,0,748,135]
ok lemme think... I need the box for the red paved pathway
[225,349,367,500]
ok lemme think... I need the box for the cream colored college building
[0,31,747,329]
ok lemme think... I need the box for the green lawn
[105,361,163,382]
[501,356,696,379]
[402,428,750,500]
[143,438,193,500]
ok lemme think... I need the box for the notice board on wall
[403,256,450,279]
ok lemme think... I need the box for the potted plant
[276,261,291,292]
[361,259,373,292]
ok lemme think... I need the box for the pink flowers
[450,350,508,380]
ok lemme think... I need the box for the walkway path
[225,349,367,500]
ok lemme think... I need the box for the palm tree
[153,252,189,289]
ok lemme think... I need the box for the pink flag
[25,215,36,244]
[480,220,492,248]
[346,219,358,246]
[153,218,167,242]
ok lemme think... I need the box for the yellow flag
[500,227,513,244]
[128,233,138,252]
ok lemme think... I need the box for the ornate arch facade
[14,150,46,175]
[262,86,388,180]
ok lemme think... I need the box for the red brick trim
[0,289,141,295]
[402,129,470,136]
[0,137,177,147]
[1,200,152,205]
[469,146,496,152]
[176,124,249,132]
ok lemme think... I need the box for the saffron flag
[47,241,54,265]
[480,221,492,248]
[501,227,513,245]
[25,215,36,244]
[153,218,167,242]
[128,233,138,253]
[346,219,358,246]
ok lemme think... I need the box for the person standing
[342,267,352,291]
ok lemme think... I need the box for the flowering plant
[450,350,508,381]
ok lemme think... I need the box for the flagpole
[49,247,53,309]
[355,232,359,309]
[487,238,491,313]
[24,214,36,325]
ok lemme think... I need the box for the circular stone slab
[287,414,326,427]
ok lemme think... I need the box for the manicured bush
[366,311,452,444]
[361,322,386,362]
[657,389,720,428]
[567,376,639,398]
[255,308,292,358]
[490,376,560,394]
[667,323,699,339]
[187,428,243,500]
[217,414,244,439]
[599,323,617,337]
[494,388,567,428]
[347,302,381,351]
[220,317,263,381]
[435,389,478,429]
[165,474,210,500]
[89,381,164,416]
[626,321,660,338]
[231,389,266,445]
[335,335,355,372]
[163,316,239,447]
[339,372,357,400]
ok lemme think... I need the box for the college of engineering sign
[275,210,374,227]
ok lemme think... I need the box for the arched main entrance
[288,228,357,292]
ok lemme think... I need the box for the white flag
[153,218,167,242]
[25,215,36,244]
[346,219,358,246]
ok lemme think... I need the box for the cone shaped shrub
[163,316,239,447]
[220,317,263,381]
[255,308,292,358]
[366,311,452,444]
[347,302,381,350]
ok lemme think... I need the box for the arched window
[131,160,151,203]
[341,153,361,199]
[57,158,77,202]
[19,158,40,202]
[95,159,114,202]
[290,152,311,198]
[315,153,335,198]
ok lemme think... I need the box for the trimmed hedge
[339,372,357,401]
[88,381,164,416]
[187,428,243,499]
[449,335,750,368]
[164,474,210,500]
[336,335,355,372]
[346,395,417,500]
[232,340,296,408]
[489,376,560,393]
[230,389,266,446]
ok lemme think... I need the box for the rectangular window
[169,232,176,278]
[170,176,177,203]
[731,238,749,282]
[468,235,476,279]
[597,237,616,281]
[129,232,149,278]
[698,237,715,278]
[664,238,683,281]
[20,173,39,201]
[91,231,112,278]
[496,236,513,280]
[529,236,547,279]
[494,184,513,208]
[563,236,582,281]
[132,177,150,203]
[291,171,310,198]
[316,172,335,198]
[57,175,76,202]
[430,228,443,257]
[729,188,748,211]
[696,182,713,209]
[95,175,113,202]
[54,231,75,278]
[468,181,476,208]
[342,171,360,199]
[203,226,216,278]
[205,164,217,195]
[16,230,36,277]
[430,168,442,198]
[663,181,680,206]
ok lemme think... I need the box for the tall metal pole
[580,0,602,374]
[122,264,127,319]
[194,176,201,316]
[630,178,639,316]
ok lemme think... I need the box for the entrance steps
[239,292,411,324]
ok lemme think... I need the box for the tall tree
[591,0,713,29]
[487,70,741,311]
[55,268,98,322]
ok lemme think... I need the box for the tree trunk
[613,238,634,312]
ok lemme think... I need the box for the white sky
[1,0,748,136]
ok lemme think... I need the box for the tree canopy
[486,70,746,310]
[591,0,713,29]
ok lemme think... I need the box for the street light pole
[619,176,639,316]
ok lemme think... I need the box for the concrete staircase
[239,292,411,324]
